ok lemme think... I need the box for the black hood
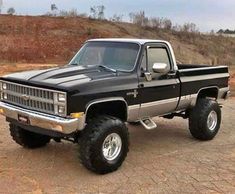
[2,65,116,89]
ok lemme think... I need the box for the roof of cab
[88,38,170,45]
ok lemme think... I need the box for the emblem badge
[21,94,30,101]
[127,90,138,98]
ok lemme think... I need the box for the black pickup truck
[0,39,230,174]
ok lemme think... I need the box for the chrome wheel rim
[102,133,122,161]
[207,110,218,131]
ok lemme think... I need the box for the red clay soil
[0,15,114,64]
[0,15,234,95]
[229,72,235,96]
[0,63,58,76]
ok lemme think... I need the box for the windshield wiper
[98,65,117,73]
[69,63,79,66]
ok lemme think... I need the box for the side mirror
[152,63,169,74]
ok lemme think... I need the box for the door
[138,43,180,118]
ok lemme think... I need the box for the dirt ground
[0,64,59,76]
[0,99,234,194]
[229,71,235,96]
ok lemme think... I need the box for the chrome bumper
[0,102,85,134]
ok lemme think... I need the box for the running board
[140,118,157,130]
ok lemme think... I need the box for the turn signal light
[0,108,4,115]
[70,112,84,118]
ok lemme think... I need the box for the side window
[147,47,171,73]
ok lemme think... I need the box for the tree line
[1,2,234,35]
[48,4,200,34]
[217,29,235,34]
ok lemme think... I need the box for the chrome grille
[0,81,66,116]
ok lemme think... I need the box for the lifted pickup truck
[0,39,230,174]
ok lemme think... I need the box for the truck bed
[177,64,209,69]
[177,64,229,101]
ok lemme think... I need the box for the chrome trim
[126,89,138,98]
[0,102,84,134]
[139,118,157,130]
[152,63,168,74]
[0,80,67,116]
[102,133,122,161]
[0,80,63,96]
[207,110,218,131]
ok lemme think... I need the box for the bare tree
[210,30,215,35]
[180,23,198,33]
[129,12,134,22]
[110,14,123,22]
[97,5,105,20]
[162,18,172,30]
[59,9,78,17]
[51,3,57,11]
[7,7,15,15]
[90,5,105,20]
[78,13,88,18]
[51,3,58,16]
[68,9,78,17]
[129,11,149,27]
[90,6,97,19]
[149,17,161,29]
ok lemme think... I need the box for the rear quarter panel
[177,66,229,110]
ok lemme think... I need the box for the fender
[85,97,128,121]
[190,86,219,107]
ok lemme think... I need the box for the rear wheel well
[197,87,219,101]
[85,100,127,122]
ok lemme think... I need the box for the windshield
[69,41,140,71]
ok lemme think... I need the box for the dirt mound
[0,15,112,64]
[0,63,58,76]
[1,15,235,66]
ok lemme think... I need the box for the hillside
[0,15,234,95]
[0,15,235,66]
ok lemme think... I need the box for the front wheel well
[85,100,128,122]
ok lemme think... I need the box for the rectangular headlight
[58,93,66,102]
[58,105,65,114]
[3,93,7,100]
[2,83,7,90]
[53,91,67,116]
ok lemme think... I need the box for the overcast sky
[1,0,235,32]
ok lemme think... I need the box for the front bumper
[0,102,85,134]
